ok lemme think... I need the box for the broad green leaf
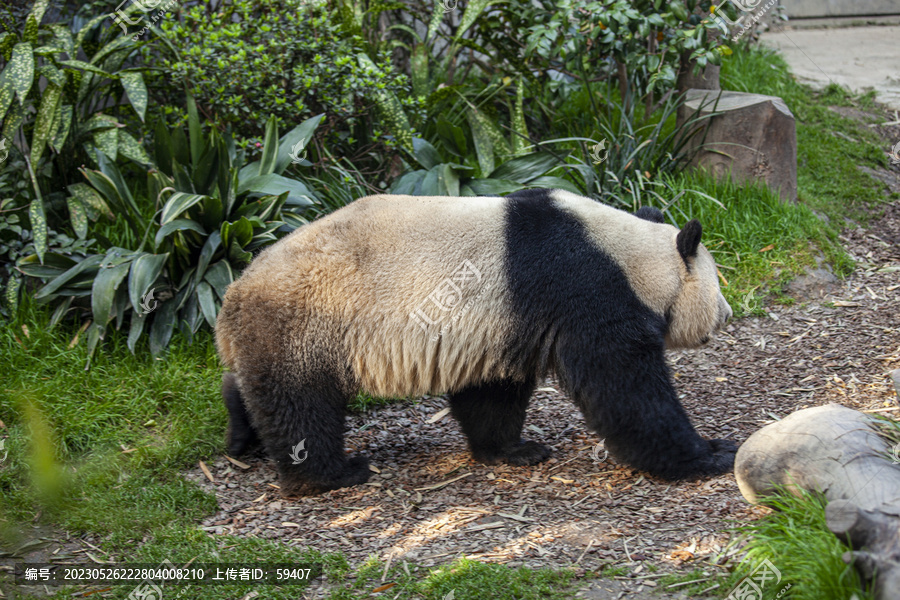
[29,199,48,263]
[36,64,64,86]
[511,82,530,156]
[436,119,467,158]
[92,260,131,326]
[153,118,174,176]
[187,93,204,167]
[4,274,22,313]
[82,113,120,133]
[488,152,560,183]
[117,129,151,164]
[149,294,177,356]
[119,71,147,121]
[68,182,113,221]
[457,0,504,38]
[75,12,111,50]
[128,253,169,311]
[441,164,460,196]
[196,231,221,282]
[34,255,103,299]
[96,154,142,222]
[155,218,205,246]
[31,82,62,165]
[410,43,429,98]
[50,24,75,57]
[390,170,426,195]
[258,116,279,176]
[273,113,323,175]
[221,217,254,249]
[527,175,582,194]
[160,192,207,225]
[8,43,34,103]
[50,105,73,150]
[93,127,118,160]
[192,141,219,196]
[196,281,217,328]
[49,296,73,329]
[67,195,88,239]
[412,137,442,170]
[467,107,495,176]
[28,0,51,24]
[57,59,113,78]
[465,178,522,196]
[0,69,15,121]
[127,310,147,353]
[16,252,78,279]
[238,174,315,207]
[2,101,26,140]
[426,0,444,42]
[204,260,234,301]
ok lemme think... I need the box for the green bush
[16,101,323,360]
[155,0,420,149]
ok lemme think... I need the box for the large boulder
[678,89,798,202]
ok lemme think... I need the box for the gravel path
[184,109,900,599]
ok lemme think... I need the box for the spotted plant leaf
[51,105,72,151]
[119,71,147,121]
[8,43,34,103]
[29,199,48,263]
[67,194,88,239]
[30,82,62,165]
[67,182,114,221]
[117,129,150,164]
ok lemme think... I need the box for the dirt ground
[179,107,900,599]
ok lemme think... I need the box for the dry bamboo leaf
[224,455,251,469]
[198,460,215,482]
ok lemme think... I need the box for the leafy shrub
[155,0,420,151]
[0,0,152,307]
[16,101,323,361]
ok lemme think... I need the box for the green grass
[326,556,574,600]
[721,44,894,223]
[0,306,225,549]
[663,171,852,315]
[722,489,874,600]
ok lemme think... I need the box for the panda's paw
[706,438,738,474]
[505,440,552,466]
[279,455,372,496]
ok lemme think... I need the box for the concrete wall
[785,0,900,18]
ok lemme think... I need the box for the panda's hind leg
[449,379,551,466]
[239,369,372,496]
[223,372,261,456]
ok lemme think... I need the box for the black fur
[676,219,703,263]
[634,206,665,223]
[221,190,733,494]
[501,190,735,480]
[449,379,551,466]
[223,372,260,456]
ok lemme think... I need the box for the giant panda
[215,188,736,496]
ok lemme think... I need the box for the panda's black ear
[634,206,664,223]
[676,219,702,261]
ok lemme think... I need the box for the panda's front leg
[560,341,737,481]
[448,379,552,466]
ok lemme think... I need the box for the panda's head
[662,215,732,349]
[632,207,731,348]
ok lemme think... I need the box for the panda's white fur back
[218,191,726,398]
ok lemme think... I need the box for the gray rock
[678,89,798,202]
[892,369,900,403]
